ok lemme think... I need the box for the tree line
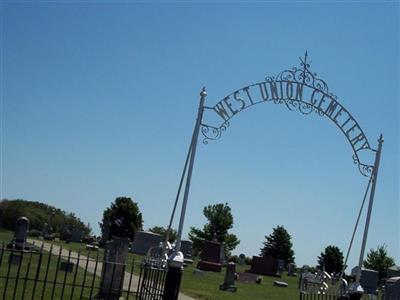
[1,197,395,278]
[0,199,90,235]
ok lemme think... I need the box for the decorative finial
[200,87,207,97]
[299,51,310,84]
[378,134,384,144]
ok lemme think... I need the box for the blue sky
[1,2,398,269]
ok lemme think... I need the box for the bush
[229,255,239,263]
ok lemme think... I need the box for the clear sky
[1,1,399,269]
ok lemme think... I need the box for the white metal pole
[356,134,383,282]
[175,88,207,251]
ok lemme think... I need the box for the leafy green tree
[317,245,344,274]
[364,244,395,281]
[260,225,295,265]
[100,197,143,241]
[0,199,90,234]
[148,226,177,243]
[188,203,240,255]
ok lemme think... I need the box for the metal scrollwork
[200,52,376,177]
[353,154,374,177]
[201,122,230,144]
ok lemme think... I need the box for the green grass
[28,237,144,276]
[0,229,102,299]
[0,229,13,244]
[26,236,301,299]
[0,230,356,299]
[180,260,300,300]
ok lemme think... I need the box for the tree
[317,245,344,274]
[188,203,240,255]
[100,197,143,241]
[260,225,295,265]
[148,226,177,243]
[364,244,395,281]
[0,199,90,235]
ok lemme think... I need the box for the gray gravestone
[69,228,84,242]
[288,263,296,276]
[385,277,400,300]
[59,261,74,272]
[180,240,193,258]
[130,231,163,255]
[100,218,111,246]
[42,223,53,240]
[96,238,129,300]
[274,280,288,287]
[387,266,400,279]
[8,217,29,250]
[237,272,258,283]
[219,262,237,292]
[351,267,379,294]
[238,254,246,266]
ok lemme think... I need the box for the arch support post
[351,134,384,293]
[174,87,207,252]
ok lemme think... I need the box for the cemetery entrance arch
[169,53,383,284]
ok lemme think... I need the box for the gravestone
[385,277,400,299]
[180,240,193,258]
[8,217,29,250]
[237,272,258,283]
[100,218,111,247]
[197,240,223,272]
[86,244,99,251]
[69,228,84,242]
[276,259,285,274]
[386,266,400,279]
[299,272,323,293]
[60,228,72,241]
[220,262,237,292]
[193,269,204,277]
[95,238,129,300]
[130,231,163,255]
[238,254,246,266]
[288,263,296,276]
[42,223,53,240]
[250,256,282,277]
[351,267,379,294]
[60,261,74,272]
[274,280,288,287]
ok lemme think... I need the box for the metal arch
[200,52,376,177]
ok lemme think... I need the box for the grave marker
[59,261,74,272]
[96,238,129,300]
[238,254,246,266]
[8,217,29,250]
[219,262,237,292]
[130,231,163,255]
[197,240,223,272]
[385,276,400,299]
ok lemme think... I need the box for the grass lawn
[0,229,102,299]
[180,260,300,300]
[20,234,303,299]
[0,229,13,244]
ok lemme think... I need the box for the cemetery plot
[0,241,138,300]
